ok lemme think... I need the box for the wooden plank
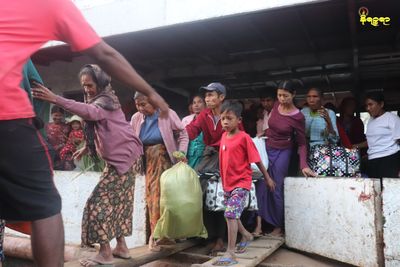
[192,236,284,267]
[65,239,200,267]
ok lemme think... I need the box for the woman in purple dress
[258,80,315,237]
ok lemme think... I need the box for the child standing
[214,101,275,266]
[60,115,84,170]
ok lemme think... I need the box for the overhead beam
[152,83,190,98]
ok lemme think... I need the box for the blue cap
[200,82,226,95]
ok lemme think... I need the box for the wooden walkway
[192,236,284,267]
[65,239,200,267]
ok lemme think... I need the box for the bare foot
[148,237,162,252]
[269,227,283,237]
[80,254,114,266]
[209,238,225,256]
[112,247,131,259]
[156,238,176,246]
[241,231,254,243]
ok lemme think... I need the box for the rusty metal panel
[383,178,400,267]
[285,177,383,267]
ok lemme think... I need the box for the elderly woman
[263,80,316,237]
[354,92,400,178]
[33,64,144,266]
[181,94,206,168]
[130,92,188,250]
[302,87,339,147]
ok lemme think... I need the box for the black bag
[308,144,361,177]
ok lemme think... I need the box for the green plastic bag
[153,161,208,239]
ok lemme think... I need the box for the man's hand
[265,177,276,192]
[32,82,57,104]
[302,167,317,177]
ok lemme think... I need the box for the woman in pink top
[33,65,143,266]
[131,92,188,250]
[263,80,315,237]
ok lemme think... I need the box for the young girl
[60,115,85,170]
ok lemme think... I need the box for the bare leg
[148,233,161,252]
[112,236,131,259]
[225,218,238,254]
[253,216,262,235]
[31,213,64,267]
[238,220,253,243]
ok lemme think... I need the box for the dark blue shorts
[0,118,61,221]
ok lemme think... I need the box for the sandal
[212,257,238,266]
[235,241,250,254]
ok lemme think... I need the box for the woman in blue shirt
[302,87,339,147]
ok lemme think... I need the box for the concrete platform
[382,178,400,267]
[5,171,147,248]
[284,177,383,267]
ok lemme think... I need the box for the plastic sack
[251,137,269,178]
[153,161,208,239]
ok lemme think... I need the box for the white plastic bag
[251,137,269,178]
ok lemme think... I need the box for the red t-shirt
[219,131,261,192]
[0,0,101,120]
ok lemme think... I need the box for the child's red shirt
[219,130,261,192]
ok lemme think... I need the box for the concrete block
[285,177,383,267]
[382,178,400,266]
[6,171,147,248]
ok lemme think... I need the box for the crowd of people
[1,1,400,266]
[33,75,400,266]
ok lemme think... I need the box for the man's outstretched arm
[84,41,169,116]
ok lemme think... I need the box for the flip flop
[212,257,238,266]
[235,241,250,254]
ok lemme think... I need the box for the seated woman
[33,64,145,266]
[181,94,206,168]
[131,92,188,250]
[301,87,339,148]
[354,92,400,178]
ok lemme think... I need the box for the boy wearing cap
[186,82,244,255]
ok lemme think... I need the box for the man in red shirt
[0,1,168,266]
